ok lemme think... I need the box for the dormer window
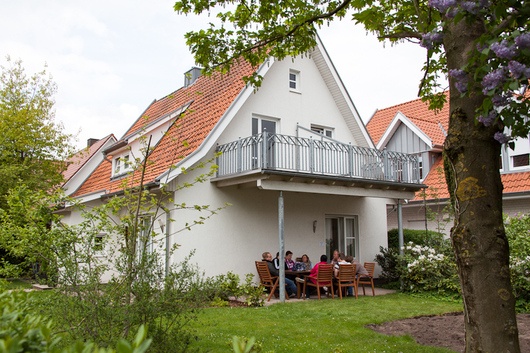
[289,69,300,92]
[113,154,131,176]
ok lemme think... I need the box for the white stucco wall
[219,56,359,145]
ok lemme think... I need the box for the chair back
[255,261,275,285]
[363,262,375,277]
[316,264,334,284]
[337,263,356,282]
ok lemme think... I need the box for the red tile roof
[73,59,256,197]
[367,93,530,202]
[63,135,115,182]
[366,92,450,148]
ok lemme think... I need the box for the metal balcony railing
[215,132,421,184]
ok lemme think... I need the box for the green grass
[3,278,33,290]
[189,293,463,353]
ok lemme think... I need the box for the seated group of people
[261,249,368,299]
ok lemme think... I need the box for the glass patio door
[325,216,359,259]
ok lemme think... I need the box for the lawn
[189,293,462,353]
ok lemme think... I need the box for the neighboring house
[58,35,424,280]
[367,92,530,236]
[62,135,117,196]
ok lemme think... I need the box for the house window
[137,215,154,258]
[513,153,529,168]
[311,125,333,138]
[289,70,300,91]
[113,154,130,176]
[93,233,105,252]
[418,157,423,180]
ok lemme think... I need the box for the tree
[0,57,74,276]
[0,57,74,209]
[172,1,529,351]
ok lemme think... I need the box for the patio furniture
[286,269,310,298]
[336,263,358,299]
[303,264,334,299]
[358,262,376,296]
[255,261,289,302]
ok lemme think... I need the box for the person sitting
[285,250,295,270]
[333,252,350,277]
[299,254,312,271]
[299,254,329,298]
[330,249,340,266]
[345,255,369,276]
[273,252,281,270]
[262,251,297,298]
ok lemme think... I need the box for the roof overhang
[212,169,425,199]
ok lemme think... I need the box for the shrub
[505,214,530,312]
[398,241,459,295]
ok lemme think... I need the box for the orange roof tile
[367,92,450,147]
[74,59,256,197]
[63,135,115,182]
[413,151,530,201]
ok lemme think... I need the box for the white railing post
[236,138,242,173]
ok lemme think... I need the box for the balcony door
[325,216,359,259]
[252,117,277,168]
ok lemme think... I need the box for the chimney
[184,67,202,87]
[87,138,99,147]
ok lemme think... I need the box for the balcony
[214,132,422,192]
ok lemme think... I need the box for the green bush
[0,290,151,353]
[398,241,459,295]
[387,228,445,249]
[505,214,530,312]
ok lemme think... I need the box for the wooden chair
[303,264,334,299]
[255,261,289,302]
[336,263,358,299]
[358,262,376,296]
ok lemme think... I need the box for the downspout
[165,209,170,277]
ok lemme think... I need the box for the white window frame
[289,69,300,93]
[93,233,106,255]
[310,124,334,138]
[113,153,132,177]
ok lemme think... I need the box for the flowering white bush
[399,241,459,294]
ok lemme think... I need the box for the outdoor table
[285,270,311,298]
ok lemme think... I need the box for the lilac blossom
[428,0,457,13]
[515,33,530,49]
[490,40,517,60]
[449,69,468,93]
[494,132,510,144]
[460,1,479,14]
[481,68,506,94]
[420,31,444,50]
[478,111,497,126]
[492,94,511,107]
[508,61,530,79]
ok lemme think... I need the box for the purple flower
[449,69,468,93]
[494,132,510,144]
[508,61,530,79]
[428,0,457,13]
[490,40,517,60]
[478,110,497,126]
[492,94,511,107]
[515,33,530,49]
[460,1,478,14]
[482,68,506,94]
[420,31,444,49]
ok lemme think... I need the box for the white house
[366,92,530,236]
[58,36,424,280]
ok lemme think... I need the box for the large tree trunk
[443,17,520,353]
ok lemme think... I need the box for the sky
[2,1,432,150]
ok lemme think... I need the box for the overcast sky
[2,1,433,150]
